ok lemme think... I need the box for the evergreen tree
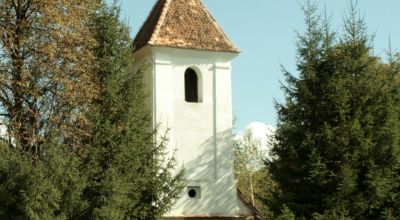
[0,143,88,219]
[268,2,400,219]
[82,2,183,219]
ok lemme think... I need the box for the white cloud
[234,122,276,159]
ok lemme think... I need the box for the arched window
[185,68,198,103]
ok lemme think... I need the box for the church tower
[133,0,257,218]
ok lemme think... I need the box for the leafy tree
[82,2,183,219]
[234,129,277,218]
[268,2,400,219]
[0,0,99,159]
[0,1,183,218]
[234,130,265,205]
[0,0,97,218]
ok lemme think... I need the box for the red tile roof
[133,0,240,53]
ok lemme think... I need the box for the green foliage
[268,1,400,219]
[233,130,276,218]
[0,145,87,219]
[82,1,184,219]
[275,205,296,220]
[0,1,183,219]
[0,0,99,157]
[312,210,353,220]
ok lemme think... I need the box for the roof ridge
[198,0,240,52]
[148,0,172,45]
[133,0,240,53]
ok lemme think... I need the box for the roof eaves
[150,44,240,54]
[133,0,167,52]
[237,189,263,219]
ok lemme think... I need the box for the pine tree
[82,2,183,219]
[268,2,400,219]
[0,142,88,219]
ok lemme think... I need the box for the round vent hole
[188,189,197,198]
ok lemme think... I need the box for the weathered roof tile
[133,0,240,53]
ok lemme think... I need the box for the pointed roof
[133,0,240,53]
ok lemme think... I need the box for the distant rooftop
[133,0,240,53]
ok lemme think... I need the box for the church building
[133,0,260,219]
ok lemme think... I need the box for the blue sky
[108,0,400,130]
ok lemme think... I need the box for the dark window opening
[185,68,198,103]
[188,189,197,198]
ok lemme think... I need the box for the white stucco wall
[134,46,244,217]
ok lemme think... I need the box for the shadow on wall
[171,128,246,217]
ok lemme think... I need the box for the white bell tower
[133,0,258,218]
